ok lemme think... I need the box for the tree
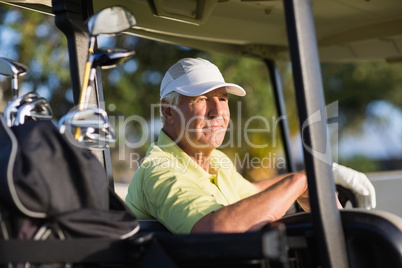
[0,5,71,116]
[322,61,402,134]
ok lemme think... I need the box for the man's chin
[209,138,225,148]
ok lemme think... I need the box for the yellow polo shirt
[125,130,257,234]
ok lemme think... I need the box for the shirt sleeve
[212,150,257,200]
[142,165,223,234]
[231,169,258,199]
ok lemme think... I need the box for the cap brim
[176,81,246,97]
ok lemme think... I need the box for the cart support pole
[52,0,115,189]
[51,0,91,104]
[265,60,297,173]
[282,0,349,267]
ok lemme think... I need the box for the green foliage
[338,156,382,173]
[322,61,402,135]
[0,5,71,116]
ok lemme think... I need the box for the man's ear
[161,100,174,124]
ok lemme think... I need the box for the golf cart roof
[2,0,402,62]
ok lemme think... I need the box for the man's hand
[332,163,376,209]
[296,187,311,212]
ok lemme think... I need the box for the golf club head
[59,107,108,128]
[79,49,135,107]
[0,57,28,98]
[58,107,116,149]
[4,92,41,127]
[92,48,135,70]
[87,6,136,36]
[78,126,116,148]
[13,97,53,126]
[0,57,28,77]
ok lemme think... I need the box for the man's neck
[162,127,214,173]
[179,144,213,173]
[191,151,212,173]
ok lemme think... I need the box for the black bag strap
[0,114,18,213]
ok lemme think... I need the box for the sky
[339,101,402,159]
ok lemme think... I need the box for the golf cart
[0,0,401,267]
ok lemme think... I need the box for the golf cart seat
[266,209,402,267]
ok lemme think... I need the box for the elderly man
[125,57,375,234]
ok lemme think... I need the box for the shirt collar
[156,130,230,174]
[156,130,210,176]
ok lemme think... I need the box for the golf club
[78,126,116,148]
[93,48,136,70]
[1,57,53,126]
[73,6,136,140]
[0,57,28,99]
[78,6,136,111]
[13,97,53,126]
[82,48,135,109]
[4,92,40,127]
[59,107,116,149]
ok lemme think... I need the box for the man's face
[173,87,230,151]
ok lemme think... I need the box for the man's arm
[191,172,309,233]
[251,173,304,193]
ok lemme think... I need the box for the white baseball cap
[160,58,246,99]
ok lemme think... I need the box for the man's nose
[208,97,225,118]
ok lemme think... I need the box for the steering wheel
[293,184,360,212]
[336,185,359,208]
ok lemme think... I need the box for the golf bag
[0,114,139,263]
